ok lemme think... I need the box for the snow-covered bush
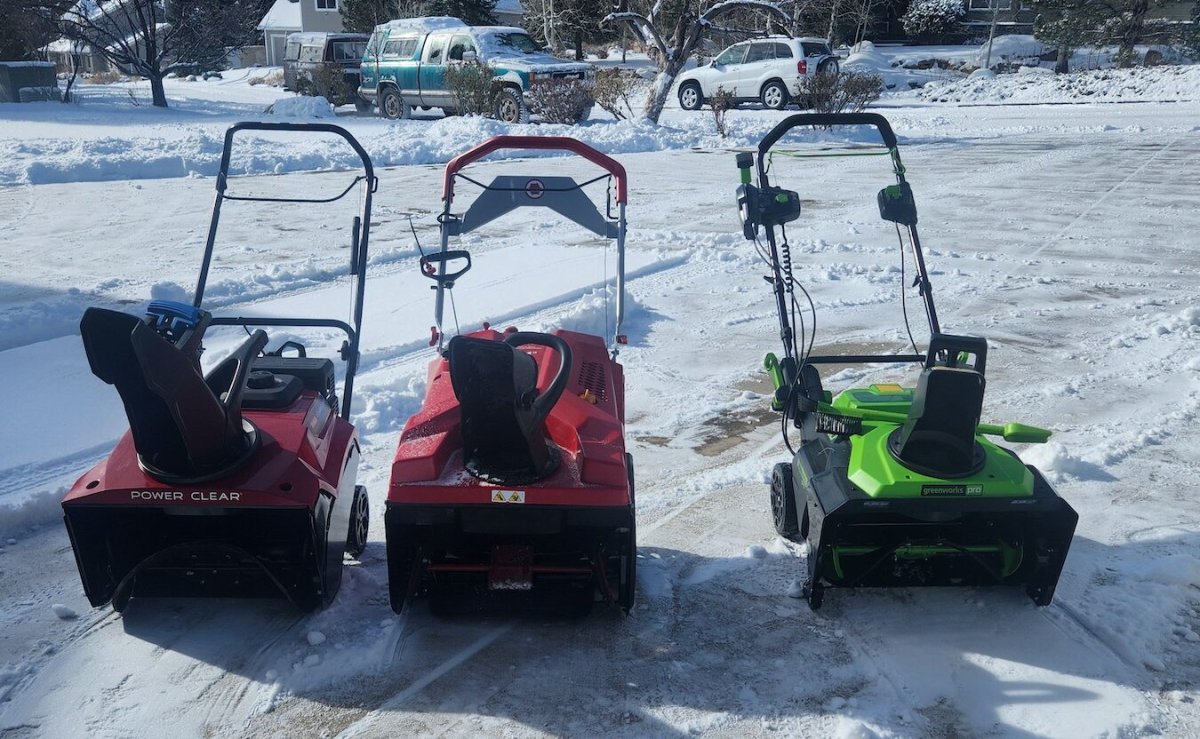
[592,68,644,121]
[526,78,594,124]
[708,86,734,138]
[902,0,966,44]
[793,71,884,115]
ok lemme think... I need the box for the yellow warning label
[870,383,906,394]
[491,490,526,504]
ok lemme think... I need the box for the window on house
[316,0,338,10]
[969,0,1012,9]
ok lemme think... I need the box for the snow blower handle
[504,331,574,420]
[817,402,1052,444]
[442,136,628,205]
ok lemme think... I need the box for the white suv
[676,36,839,111]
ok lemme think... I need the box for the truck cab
[359,17,593,122]
[284,32,370,109]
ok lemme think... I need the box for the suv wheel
[817,59,840,77]
[760,80,789,111]
[379,87,410,120]
[493,87,529,124]
[678,81,703,111]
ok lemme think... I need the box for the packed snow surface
[1,64,1199,738]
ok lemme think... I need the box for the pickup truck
[359,17,593,123]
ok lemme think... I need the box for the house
[494,0,524,26]
[963,0,1195,37]
[259,0,345,67]
[44,0,170,74]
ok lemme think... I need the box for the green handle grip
[817,402,1052,443]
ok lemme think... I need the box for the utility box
[0,62,60,103]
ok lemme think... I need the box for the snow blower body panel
[386,136,636,614]
[740,113,1077,609]
[63,122,375,612]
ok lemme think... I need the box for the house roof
[258,0,302,31]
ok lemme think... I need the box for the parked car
[283,32,370,110]
[359,16,593,123]
[676,36,840,111]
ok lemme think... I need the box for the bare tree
[603,0,791,123]
[51,0,266,108]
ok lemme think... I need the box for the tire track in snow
[333,622,515,739]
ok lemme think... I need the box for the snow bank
[975,34,1051,68]
[921,64,1200,104]
[264,96,336,118]
[1,111,885,187]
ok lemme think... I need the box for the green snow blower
[735,113,1077,610]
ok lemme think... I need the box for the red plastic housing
[64,392,355,510]
[388,328,629,507]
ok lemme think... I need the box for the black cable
[408,214,428,260]
[895,222,921,357]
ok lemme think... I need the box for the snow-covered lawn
[0,66,1198,737]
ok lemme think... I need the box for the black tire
[805,580,825,610]
[760,79,790,111]
[617,452,637,614]
[379,87,410,120]
[493,87,529,124]
[345,485,369,558]
[817,59,840,77]
[771,462,802,541]
[678,81,703,111]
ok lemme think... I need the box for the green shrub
[444,60,500,115]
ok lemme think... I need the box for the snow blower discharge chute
[386,136,636,615]
[735,113,1078,610]
[63,123,375,612]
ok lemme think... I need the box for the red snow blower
[386,136,636,615]
[62,123,374,612]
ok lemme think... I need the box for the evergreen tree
[424,0,498,25]
[340,0,403,33]
[0,0,73,59]
[1030,0,1105,72]
[169,0,276,71]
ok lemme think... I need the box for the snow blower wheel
[735,113,1078,611]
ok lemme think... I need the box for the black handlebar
[218,122,375,187]
[504,331,574,420]
[756,113,900,160]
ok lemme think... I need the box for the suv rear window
[800,42,832,57]
[299,45,323,63]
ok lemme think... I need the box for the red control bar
[442,135,628,204]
